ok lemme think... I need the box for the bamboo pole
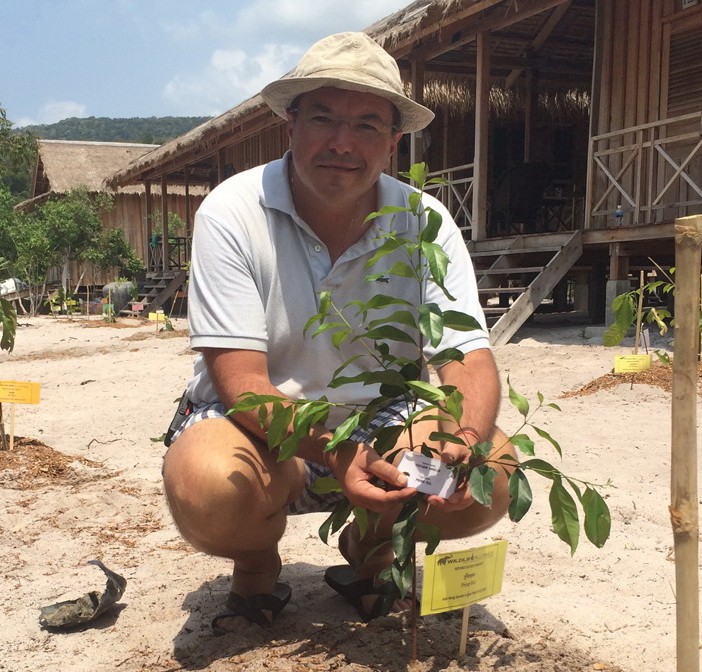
[671,214,702,672]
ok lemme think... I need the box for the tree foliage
[1,104,37,200]
[18,115,212,144]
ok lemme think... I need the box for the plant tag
[397,452,457,498]
[614,354,651,373]
[0,380,41,404]
[420,540,508,616]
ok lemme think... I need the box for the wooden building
[108,0,702,343]
[17,139,206,285]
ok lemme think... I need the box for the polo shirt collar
[260,151,412,236]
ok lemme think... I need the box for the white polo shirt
[185,153,489,428]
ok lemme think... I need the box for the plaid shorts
[168,397,425,515]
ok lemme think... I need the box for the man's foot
[211,581,291,634]
[335,524,416,620]
[211,556,289,633]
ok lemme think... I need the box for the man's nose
[327,119,355,153]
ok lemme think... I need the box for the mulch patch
[561,360,702,398]
[0,436,102,489]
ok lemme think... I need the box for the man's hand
[423,441,477,511]
[325,441,417,513]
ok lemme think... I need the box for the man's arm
[202,347,414,512]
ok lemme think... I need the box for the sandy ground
[0,315,694,672]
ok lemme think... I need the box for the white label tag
[397,451,458,498]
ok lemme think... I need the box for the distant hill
[18,115,213,144]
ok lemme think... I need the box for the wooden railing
[147,236,191,273]
[586,112,702,228]
[424,163,474,238]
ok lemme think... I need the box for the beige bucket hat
[260,32,434,134]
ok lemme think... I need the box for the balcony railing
[587,112,702,228]
[147,236,191,273]
[424,163,474,238]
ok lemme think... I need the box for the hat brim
[261,77,435,134]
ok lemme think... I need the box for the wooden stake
[671,214,702,672]
[634,270,645,355]
[8,403,15,451]
[459,605,470,657]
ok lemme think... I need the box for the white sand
[0,316,691,672]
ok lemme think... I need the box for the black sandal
[211,582,292,633]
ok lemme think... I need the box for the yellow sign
[148,311,165,321]
[421,540,507,616]
[614,354,651,373]
[0,380,41,404]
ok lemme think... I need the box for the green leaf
[445,389,464,425]
[582,487,611,548]
[532,425,563,457]
[421,240,450,291]
[510,433,535,456]
[372,425,405,456]
[441,310,482,332]
[331,327,352,348]
[508,381,529,418]
[507,469,533,522]
[357,324,417,345]
[430,431,465,445]
[427,347,465,366]
[367,309,418,331]
[470,440,493,458]
[418,302,444,347]
[520,458,559,480]
[351,294,413,316]
[365,239,406,268]
[418,521,441,556]
[329,369,408,391]
[549,479,580,554]
[406,380,446,403]
[420,209,442,244]
[0,297,17,352]
[468,465,496,507]
[308,476,343,495]
[352,506,369,540]
[365,205,410,222]
[267,403,293,449]
[408,191,422,214]
[404,162,429,188]
[318,499,353,545]
[327,413,362,450]
[231,392,285,412]
[391,502,417,564]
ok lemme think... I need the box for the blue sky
[1,0,411,128]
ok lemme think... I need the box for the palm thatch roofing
[32,139,160,196]
[107,0,593,189]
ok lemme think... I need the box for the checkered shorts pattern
[167,397,424,515]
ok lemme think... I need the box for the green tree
[39,188,114,294]
[0,104,37,200]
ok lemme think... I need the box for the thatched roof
[32,139,160,196]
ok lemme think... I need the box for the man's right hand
[324,441,417,513]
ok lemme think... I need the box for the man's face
[287,87,402,207]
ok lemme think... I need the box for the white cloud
[17,100,89,127]
[159,0,409,116]
[163,42,302,116]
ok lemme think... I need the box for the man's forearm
[437,348,501,443]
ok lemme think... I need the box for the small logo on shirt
[374,276,390,283]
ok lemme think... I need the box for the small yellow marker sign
[614,354,651,373]
[0,380,41,405]
[421,540,507,616]
[148,311,165,321]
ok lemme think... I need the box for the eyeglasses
[290,108,397,141]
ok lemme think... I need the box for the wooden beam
[410,59,426,165]
[505,1,571,89]
[411,0,570,62]
[144,180,152,266]
[608,242,629,280]
[472,31,490,241]
[160,175,169,273]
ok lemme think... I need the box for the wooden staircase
[468,231,583,346]
[121,270,188,317]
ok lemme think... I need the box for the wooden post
[144,181,153,271]
[671,214,702,672]
[472,31,491,241]
[410,59,426,166]
[161,175,169,273]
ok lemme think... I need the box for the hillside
[19,115,212,144]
